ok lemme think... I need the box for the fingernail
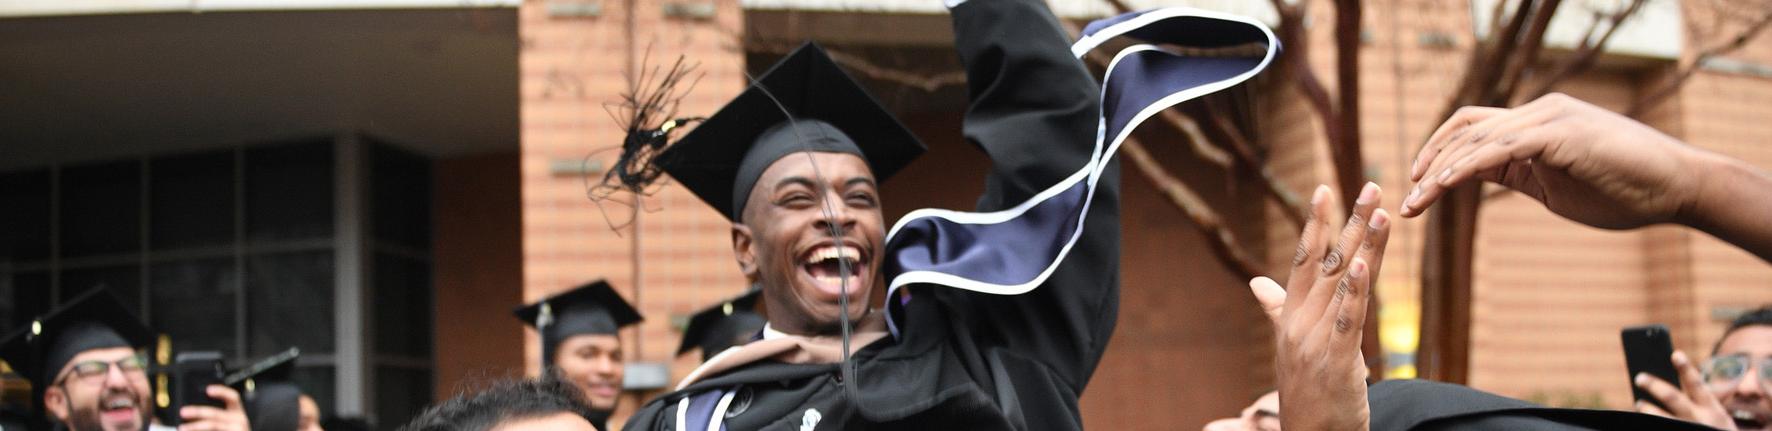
[1312,185,1329,205]
[1356,182,1378,205]
[1370,209,1390,229]
[1404,187,1420,208]
[1350,259,1368,279]
[1673,351,1689,366]
[1411,156,1422,176]
[1437,168,1454,185]
[1635,373,1650,385]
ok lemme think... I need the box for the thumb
[1250,276,1286,325]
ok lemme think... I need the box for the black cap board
[512,280,643,368]
[227,348,302,431]
[0,288,153,428]
[676,287,765,362]
[658,42,926,221]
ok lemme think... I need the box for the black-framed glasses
[54,354,147,386]
[1702,353,1772,393]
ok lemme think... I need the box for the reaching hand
[1635,350,1738,431]
[178,385,252,431]
[1400,92,1700,230]
[1250,182,1391,431]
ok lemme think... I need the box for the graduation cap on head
[659,42,926,221]
[676,287,765,362]
[513,280,643,368]
[226,348,302,431]
[0,288,153,427]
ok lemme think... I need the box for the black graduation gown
[621,0,1116,429]
[1370,379,1720,430]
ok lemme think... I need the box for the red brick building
[3,0,1771,429]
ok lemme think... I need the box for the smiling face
[1713,326,1772,430]
[733,152,883,336]
[552,334,623,412]
[42,346,151,431]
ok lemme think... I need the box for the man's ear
[732,223,759,281]
[43,384,69,421]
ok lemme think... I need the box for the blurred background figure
[300,394,325,431]
[513,280,641,430]
[1636,305,1772,430]
[1202,390,1279,431]
[675,288,764,363]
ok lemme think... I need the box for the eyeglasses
[1702,353,1772,393]
[54,354,147,386]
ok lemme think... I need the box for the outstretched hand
[1400,92,1699,230]
[1251,182,1391,431]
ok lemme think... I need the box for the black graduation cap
[512,280,643,368]
[659,42,926,221]
[226,348,302,431]
[0,288,153,427]
[676,288,765,362]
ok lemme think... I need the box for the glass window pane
[370,143,431,249]
[2,271,49,332]
[61,265,141,313]
[246,140,333,243]
[150,258,238,358]
[372,254,429,358]
[61,160,142,257]
[248,252,335,356]
[292,366,336,422]
[374,366,431,431]
[151,151,236,250]
[0,169,52,262]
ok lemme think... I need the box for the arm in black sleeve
[935,0,1120,392]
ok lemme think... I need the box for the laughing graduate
[621,0,1111,427]
[0,288,251,431]
[514,280,643,431]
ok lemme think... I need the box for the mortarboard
[226,348,302,431]
[659,42,926,221]
[0,288,153,427]
[676,288,765,362]
[512,280,643,368]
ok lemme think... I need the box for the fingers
[1672,351,1724,408]
[1297,183,1381,328]
[1414,106,1506,181]
[1250,277,1287,325]
[207,384,244,412]
[1403,103,1557,218]
[1325,258,1371,354]
[1636,400,1674,418]
[1355,209,1393,287]
[1636,372,1697,419]
[1284,185,1335,317]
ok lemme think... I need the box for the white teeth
[1736,409,1757,420]
[804,246,862,265]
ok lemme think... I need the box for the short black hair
[1714,305,1772,355]
[398,371,595,431]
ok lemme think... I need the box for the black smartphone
[157,351,225,426]
[1622,324,1679,411]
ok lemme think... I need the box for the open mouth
[798,243,868,299]
[1733,408,1769,431]
[99,394,139,422]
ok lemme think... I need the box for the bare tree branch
[1630,3,1772,116]
[1495,0,1563,103]
[1330,0,1366,209]
[1525,0,1649,99]
[1122,137,1265,280]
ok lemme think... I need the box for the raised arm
[936,0,1119,390]
[1403,92,1772,261]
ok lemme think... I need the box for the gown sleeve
[926,0,1120,392]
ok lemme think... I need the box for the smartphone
[157,351,225,426]
[1622,324,1679,411]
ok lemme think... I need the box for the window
[2,134,433,430]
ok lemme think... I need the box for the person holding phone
[1635,306,1772,430]
[0,288,250,431]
